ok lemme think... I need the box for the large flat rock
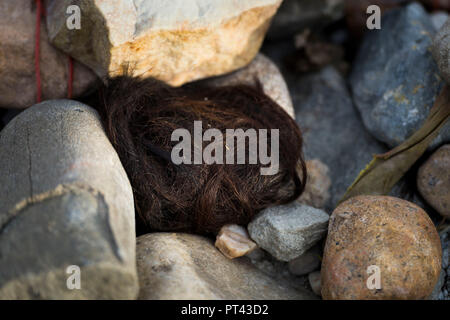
[137,233,316,300]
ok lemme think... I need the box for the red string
[34,0,74,103]
[35,0,42,103]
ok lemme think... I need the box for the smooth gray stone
[248,202,329,262]
[137,233,317,300]
[0,100,138,299]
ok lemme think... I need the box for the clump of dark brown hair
[89,76,306,235]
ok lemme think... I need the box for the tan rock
[321,195,442,300]
[136,233,316,300]
[417,144,450,219]
[298,159,331,209]
[46,0,282,86]
[206,54,294,118]
[0,0,97,109]
[215,224,257,259]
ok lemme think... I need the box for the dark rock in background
[350,3,448,149]
[432,18,450,85]
[290,67,386,211]
[435,226,450,299]
[417,145,450,219]
[267,0,344,39]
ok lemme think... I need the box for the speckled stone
[417,145,450,219]
[350,3,448,149]
[322,195,442,300]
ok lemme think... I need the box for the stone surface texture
[321,195,442,300]
[46,0,282,86]
[136,233,316,300]
[417,145,450,219]
[350,3,448,149]
[0,100,137,299]
[248,202,329,262]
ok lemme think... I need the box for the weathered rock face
[248,202,329,262]
[350,3,448,149]
[0,100,138,299]
[321,196,442,300]
[267,0,344,39]
[136,233,316,300]
[433,18,450,85]
[205,53,295,118]
[0,0,97,109]
[292,67,386,212]
[297,159,331,209]
[417,144,450,219]
[46,0,282,87]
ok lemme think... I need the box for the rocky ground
[0,0,449,300]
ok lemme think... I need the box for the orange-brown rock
[321,195,442,300]
[417,144,450,219]
[46,0,282,86]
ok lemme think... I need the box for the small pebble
[215,224,257,259]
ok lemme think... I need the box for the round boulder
[321,195,441,300]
